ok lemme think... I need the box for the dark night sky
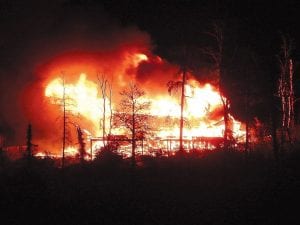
[1,0,300,64]
[1,0,300,143]
[101,0,300,58]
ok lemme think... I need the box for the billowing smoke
[0,1,155,147]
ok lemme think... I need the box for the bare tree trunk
[62,76,66,169]
[26,123,33,166]
[108,82,113,136]
[179,69,186,152]
[103,94,106,146]
[287,59,294,143]
[220,96,231,149]
[245,92,250,155]
[278,36,294,150]
[98,75,108,147]
[77,126,86,165]
[132,102,136,167]
[203,23,233,150]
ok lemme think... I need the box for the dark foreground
[1,150,300,225]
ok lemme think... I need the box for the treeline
[1,148,300,225]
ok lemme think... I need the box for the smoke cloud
[0,1,154,146]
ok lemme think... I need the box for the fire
[45,73,107,136]
[23,47,245,158]
[150,83,221,118]
[41,53,245,157]
[132,53,148,66]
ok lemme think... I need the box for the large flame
[39,51,245,157]
[21,44,246,158]
[45,73,106,136]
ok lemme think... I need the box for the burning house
[21,45,245,158]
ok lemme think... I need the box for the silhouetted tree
[227,47,265,153]
[114,84,151,167]
[76,126,86,165]
[201,22,234,149]
[62,76,66,168]
[26,123,33,164]
[97,74,113,147]
[108,81,113,136]
[47,73,77,168]
[167,46,195,153]
[277,35,295,149]
[167,67,188,153]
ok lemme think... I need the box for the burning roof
[21,45,245,156]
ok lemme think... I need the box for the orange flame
[21,46,247,158]
[41,52,245,157]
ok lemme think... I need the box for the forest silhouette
[1,149,299,225]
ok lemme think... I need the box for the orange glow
[25,48,245,157]
[45,73,107,136]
